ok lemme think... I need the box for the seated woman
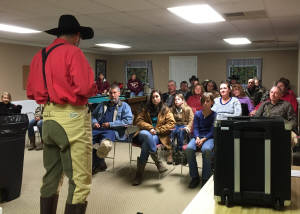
[170,93,194,164]
[127,74,144,97]
[27,106,43,151]
[185,92,216,188]
[132,90,175,186]
[0,91,22,114]
[96,73,110,95]
[187,84,204,113]
[232,84,254,116]
[211,81,242,120]
[204,80,219,98]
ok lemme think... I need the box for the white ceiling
[0,0,300,54]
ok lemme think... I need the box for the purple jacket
[237,96,254,112]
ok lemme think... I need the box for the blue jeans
[92,128,116,167]
[28,119,43,137]
[186,138,214,180]
[130,91,144,98]
[170,125,186,151]
[138,130,160,164]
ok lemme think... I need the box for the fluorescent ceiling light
[96,43,131,49]
[167,4,225,23]
[223,37,252,45]
[0,24,40,33]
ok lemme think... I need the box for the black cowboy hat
[45,15,94,40]
[229,75,239,80]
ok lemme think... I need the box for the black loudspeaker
[214,116,291,210]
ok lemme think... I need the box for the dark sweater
[193,110,216,139]
[0,102,22,114]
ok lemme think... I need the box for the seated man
[255,86,297,146]
[162,80,178,107]
[92,84,133,174]
[28,105,43,150]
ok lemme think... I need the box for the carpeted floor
[0,142,203,214]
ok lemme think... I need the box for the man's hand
[102,122,110,128]
[150,129,157,135]
[93,122,101,128]
[35,116,41,121]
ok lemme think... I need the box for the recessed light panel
[0,24,40,33]
[167,4,225,23]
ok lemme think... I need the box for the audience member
[253,77,266,94]
[27,105,43,151]
[204,80,219,98]
[228,75,239,85]
[212,81,242,120]
[276,77,298,114]
[92,84,133,174]
[162,80,177,107]
[185,92,216,188]
[232,84,254,116]
[96,73,110,95]
[132,90,175,185]
[187,84,204,113]
[245,78,263,106]
[170,93,194,164]
[189,75,199,90]
[255,86,297,131]
[178,81,189,98]
[127,73,144,97]
[0,91,22,114]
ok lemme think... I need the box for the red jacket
[27,38,97,105]
[187,95,203,113]
[96,78,110,94]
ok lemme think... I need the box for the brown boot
[166,150,173,165]
[28,136,36,151]
[150,152,168,173]
[35,140,43,151]
[64,201,87,214]
[132,157,146,186]
[40,194,59,214]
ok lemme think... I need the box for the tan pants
[41,103,92,204]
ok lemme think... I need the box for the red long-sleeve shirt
[27,38,97,105]
[187,95,203,113]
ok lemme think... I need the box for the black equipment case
[213,116,291,209]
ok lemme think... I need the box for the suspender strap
[41,43,64,102]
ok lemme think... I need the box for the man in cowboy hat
[27,15,97,214]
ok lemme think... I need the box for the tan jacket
[171,104,194,133]
[134,107,176,149]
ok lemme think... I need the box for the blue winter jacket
[92,100,133,140]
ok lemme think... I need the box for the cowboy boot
[64,201,87,214]
[40,194,59,214]
[28,136,36,151]
[166,149,173,165]
[150,151,168,173]
[35,138,44,150]
[132,157,146,186]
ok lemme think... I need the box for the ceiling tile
[92,0,158,12]
[264,0,300,18]
[46,0,116,14]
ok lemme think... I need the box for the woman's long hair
[146,89,168,117]
[171,93,189,113]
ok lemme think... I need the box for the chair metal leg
[112,141,117,172]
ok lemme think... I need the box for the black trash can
[0,114,28,202]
